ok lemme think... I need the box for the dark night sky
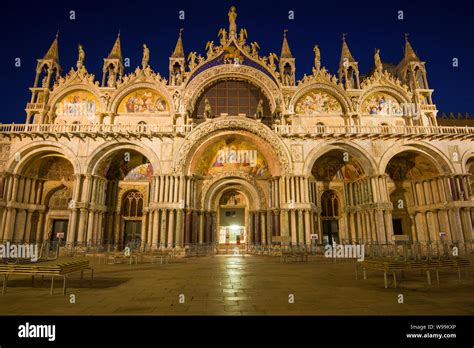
[0,0,473,123]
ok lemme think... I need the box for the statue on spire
[228,6,237,39]
[142,44,150,68]
[313,45,321,71]
[374,48,382,73]
[77,44,85,69]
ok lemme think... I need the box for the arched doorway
[217,190,248,247]
[321,190,340,245]
[121,190,144,247]
[7,153,76,243]
[385,151,441,241]
[94,149,153,248]
[310,148,367,243]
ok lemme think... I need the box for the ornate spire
[107,31,122,60]
[43,31,60,63]
[340,33,355,64]
[172,29,185,58]
[280,29,293,58]
[404,33,420,61]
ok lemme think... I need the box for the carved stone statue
[268,53,279,70]
[173,92,181,112]
[77,44,85,69]
[107,72,116,88]
[228,194,237,205]
[188,51,197,70]
[374,48,382,73]
[256,99,264,120]
[313,45,320,71]
[238,28,247,45]
[250,42,260,57]
[203,98,212,119]
[100,93,111,111]
[218,28,227,45]
[173,68,182,85]
[228,6,237,38]
[206,41,215,58]
[142,44,150,68]
[274,99,283,122]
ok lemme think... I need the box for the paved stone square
[0,255,473,315]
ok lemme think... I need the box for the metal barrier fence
[1,240,472,261]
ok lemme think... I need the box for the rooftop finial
[280,29,293,58]
[228,6,237,38]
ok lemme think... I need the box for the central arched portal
[217,189,248,247]
[203,175,266,251]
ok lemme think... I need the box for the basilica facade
[0,7,473,250]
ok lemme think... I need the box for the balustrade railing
[273,124,474,136]
[0,123,193,134]
[1,123,474,138]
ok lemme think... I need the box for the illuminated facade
[0,7,473,250]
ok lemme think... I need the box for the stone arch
[200,172,266,211]
[110,81,174,114]
[7,141,80,175]
[183,65,283,114]
[173,117,293,175]
[460,149,474,173]
[379,142,455,175]
[303,141,377,177]
[86,141,162,176]
[291,83,351,114]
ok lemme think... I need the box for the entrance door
[50,219,68,244]
[219,207,246,245]
[124,221,142,248]
[322,219,339,245]
[392,219,403,235]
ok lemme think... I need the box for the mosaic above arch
[361,92,402,116]
[194,136,270,178]
[98,150,154,182]
[386,153,438,180]
[117,88,169,114]
[54,90,98,117]
[312,155,364,181]
[295,90,342,115]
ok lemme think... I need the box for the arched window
[122,191,144,217]
[138,121,146,132]
[380,123,389,133]
[321,191,339,218]
[194,80,271,118]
